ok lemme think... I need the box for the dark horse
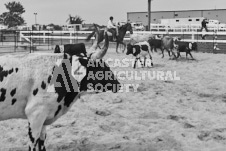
[86,23,133,53]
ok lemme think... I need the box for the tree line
[0,1,84,30]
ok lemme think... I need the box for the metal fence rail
[0,30,226,54]
[150,23,226,32]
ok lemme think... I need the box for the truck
[157,17,226,31]
[131,22,145,31]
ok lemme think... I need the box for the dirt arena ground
[0,48,226,151]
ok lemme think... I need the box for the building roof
[127,8,226,14]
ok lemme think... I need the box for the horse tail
[86,30,96,42]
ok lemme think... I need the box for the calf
[148,38,162,52]
[129,33,155,44]
[174,41,197,59]
[54,43,87,57]
[0,52,120,150]
[161,36,180,59]
[126,41,153,68]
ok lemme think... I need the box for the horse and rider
[107,16,119,41]
[86,16,133,53]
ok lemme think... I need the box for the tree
[0,1,25,28]
[66,14,84,24]
[47,23,62,30]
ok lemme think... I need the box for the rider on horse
[107,16,118,41]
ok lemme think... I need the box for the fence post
[61,30,63,45]
[47,30,49,50]
[70,32,72,44]
[43,31,46,43]
[51,31,53,50]
[30,31,32,53]
[19,31,22,42]
[191,32,194,41]
[14,31,16,52]
[76,31,78,44]
[213,30,218,53]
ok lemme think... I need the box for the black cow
[126,41,153,68]
[148,38,162,52]
[54,43,87,57]
[175,41,197,59]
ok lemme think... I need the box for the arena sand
[0,48,226,151]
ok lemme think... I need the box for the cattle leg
[26,102,47,151]
[138,58,144,68]
[177,52,181,58]
[161,49,165,58]
[167,49,171,57]
[133,58,138,68]
[38,126,47,151]
[27,119,46,151]
[188,52,194,60]
[143,57,146,67]
[170,49,177,60]
[150,56,153,67]
[150,47,153,53]
[148,52,154,67]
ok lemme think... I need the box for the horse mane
[119,22,131,30]
[94,24,106,30]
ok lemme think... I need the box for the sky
[0,0,226,26]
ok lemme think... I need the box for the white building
[63,24,82,31]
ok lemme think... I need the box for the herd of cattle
[0,26,198,150]
[129,34,197,62]
[54,34,198,69]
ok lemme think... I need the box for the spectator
[201,19,208,32]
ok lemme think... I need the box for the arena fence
[0,29,226,54]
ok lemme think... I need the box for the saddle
[106,29,118,42]
[106,31,113,36]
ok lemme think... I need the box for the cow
[161,36,180,59]
[174,41,197,59]
[54,43,87,57]
[126,41,153,68]
[148,38,162,53]
[0,52,121,150]
[129,33,155,45]
[54,24,101,57]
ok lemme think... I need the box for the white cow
[0,51,120,150]
[126,41,153,68]
[129,33,156,45]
